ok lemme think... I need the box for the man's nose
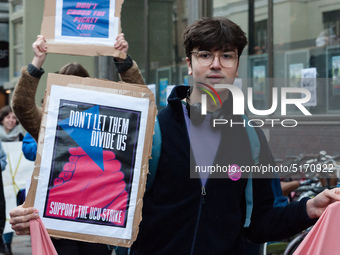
[210,55,221,69]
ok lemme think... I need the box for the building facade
[0,0,9,108]
[3,0,340,160]
[5,0,97,106]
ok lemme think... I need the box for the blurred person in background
[0,106,22,255]
[0,140,7,255]
[0,106,23,142]
[18,100,43,205]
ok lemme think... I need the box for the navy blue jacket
[131,86,315,255]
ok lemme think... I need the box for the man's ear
[186,57,192,75]
[235,62,239,77]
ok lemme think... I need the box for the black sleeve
[113,54,133,73]
[244,128,317,242]
[27,63,45,79]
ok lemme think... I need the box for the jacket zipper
[201,186,206,203]
[190,185,206,255]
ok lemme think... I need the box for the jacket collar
[167,85,189,122]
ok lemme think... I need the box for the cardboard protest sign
[1,142,35,233]
[41,0,126,57]
[24,74,157,247]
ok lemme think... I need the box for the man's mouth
[207,75,224,84]
[207,74,224,79]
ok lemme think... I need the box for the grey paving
[10,233,117,255]
[11,234,32,255]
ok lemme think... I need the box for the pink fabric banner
[293,201,340,255]
[30,217,58,255]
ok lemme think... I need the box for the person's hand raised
[32,35,47,69]
[114,33,129,54]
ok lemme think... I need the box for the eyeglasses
[191,51,238,68]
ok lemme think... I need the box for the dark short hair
[0,105,18,125]
[59,63,90,77]
[183,17,248,61]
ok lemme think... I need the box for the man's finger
[9,207,36,218]
[15,229,31,236]
[9,212,39,225]
[11,222,31,234]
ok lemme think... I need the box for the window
[212,0,340,117]
[254,20,267,55]
[9,0,23,79]
[11,0,23,12]
[0,22,9,86]
[122,0,188,109]
[12,18,23,77]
